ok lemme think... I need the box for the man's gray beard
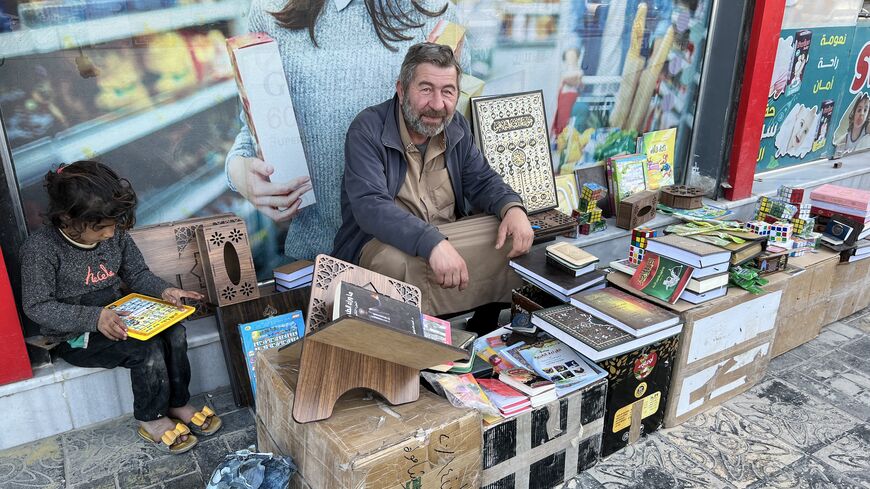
[402,96,453,138]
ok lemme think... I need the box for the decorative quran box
[664,283,784,427]
[529,209,578,242]
[471,91,558,214]
[511,283,564,319]
[196,219,260,307]
[481,373,607,489]
[256,348,482,489]
[659,185,703,209]
[616,190,657,230]
[598,335,680,457]
[753,249,790,275]
[744,221,770,237]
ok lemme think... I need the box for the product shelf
[12,79,238,188]
[500,2,561,16]
[137,167,228,225]
[0,0,245,59]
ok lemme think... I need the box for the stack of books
[509,246,606,302]
[810,184,870,237]
[843,239,870,263]
[477,378,532,417]
[632,234,731,304]
[530,295,682,362]
[546,242,599,276]
[498,368,558,407]
[273,260,314,291]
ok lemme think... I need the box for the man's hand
[227,156,313,222]
[428,240,469,290]
[162,288,205,307]
[496,207,534,258]
[98,309,130,341]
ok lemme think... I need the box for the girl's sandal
[177,406,222,437]
[137,422,198,454]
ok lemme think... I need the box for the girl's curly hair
[43,161,137,236]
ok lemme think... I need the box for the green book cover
[609,154,648,207]
[641,128,676,190]
[629,252,693,304]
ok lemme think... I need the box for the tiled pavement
[3,307,870,489]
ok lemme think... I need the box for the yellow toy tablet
[105,294,196,341]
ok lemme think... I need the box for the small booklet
[238,311,305,397]
[105,293,195,341]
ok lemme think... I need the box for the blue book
[238,311,305,398]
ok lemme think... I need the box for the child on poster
[20,161,222,454]
[832,92,870,155]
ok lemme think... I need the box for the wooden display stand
[292,255,467,423]
[292,316,467,423]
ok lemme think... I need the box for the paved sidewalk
[3,307,870,489]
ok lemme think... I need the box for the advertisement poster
[755,0,862,173]
[830,21,870,159]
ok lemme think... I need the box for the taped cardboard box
[599,334,680,457]
[481,367,607,489]
[255,346,482,489]
[824,257,870,324]
[770,248,840,357]
[663,281,785,428]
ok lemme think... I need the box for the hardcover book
[629,252,693,304]
[810,184,870,212]
[510,247,606,296]
[471,91,558,213]
[607,154,648,209]
[332,282,423,336]
[685,272,729,294]
[545,242,599,269]
[238,311,305,397]
[273,260,314,283]
[645,234,731,268]
[531,304,682,361]
[569,287,680,336]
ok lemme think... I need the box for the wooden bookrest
[292,316,468,423]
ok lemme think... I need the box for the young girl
[845,93,870,153]
[21,160,222,454]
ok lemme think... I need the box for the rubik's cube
[790,236,811,257]
[756,196,796,222]
[744,221,770,237]
[628,228,658,265]
[776,185,805,205]
[790,216,815,236]
[579,198,596,213]
[590,207,602,223]
[796,204,811,219]
[807,232,822,248]
[768,221,793,247]
[581,183,606,202]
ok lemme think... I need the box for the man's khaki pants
[359,215,523,316]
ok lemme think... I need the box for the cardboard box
[825,257,870,323]
[481,369,607,488]
[664,284,784,428]
[599,334,680,457]
[226,33,314,208]
[771,248,840,357]
[255,347,482,489]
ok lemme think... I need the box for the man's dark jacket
[332,95,523,263]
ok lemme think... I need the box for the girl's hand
[162,288,205,307]
[98,309,129,341]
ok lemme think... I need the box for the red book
[477,378,531,413]
[810,184,870,212]
[810,206,870,224]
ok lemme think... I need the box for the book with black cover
[510,247,606,296]
[332,281,424,335]
[531,304,682,361]
[569,287,680,337]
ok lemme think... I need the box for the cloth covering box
[255,346,482,489]
[664,281,785,428]
[598,335,680,457]
[480,367,607,489]
[771,248,840,357]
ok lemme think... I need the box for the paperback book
[641,128,676,190]
[607,154,648,211]
[477,378,531,416]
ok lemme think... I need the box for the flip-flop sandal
[176,406,223,437]
[137,422,198,454]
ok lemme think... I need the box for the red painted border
[0,246,31,386]
[725,0,787,201]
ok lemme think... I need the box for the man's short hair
[398,42,462,90]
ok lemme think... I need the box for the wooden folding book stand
[290,255,468,423]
